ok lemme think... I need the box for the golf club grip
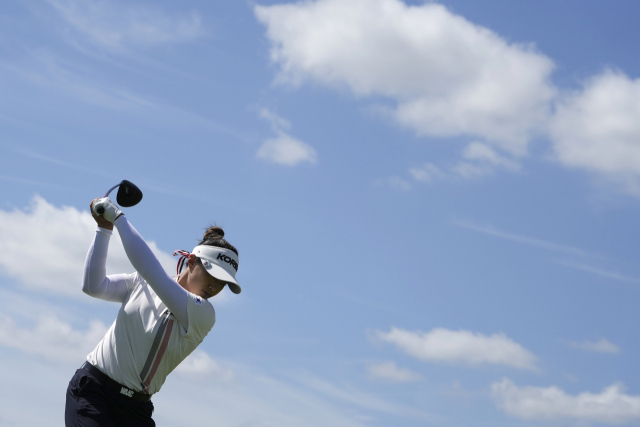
[96,206,105,215]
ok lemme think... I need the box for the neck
[176,273,188,290]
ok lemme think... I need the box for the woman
[65,197,241,426]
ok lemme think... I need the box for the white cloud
[461,142,520,168]
[366,361,423,383]
[0,312,107,363]
[550,70,640,185]
[409,163,446,183]
[453,142,521,178]
[260,108,292,130]
[257,132,318,166]
[257,109,317,166]
[294,372,432,420]
[45,0,204,50]
[256,0,640,193]
[491,378,640,423]
[255,0,555,155]
[409,143,521,183]
[570,338,621,354]
[0,196,175,296]
[175,349,234,381]
[376,327,538,370]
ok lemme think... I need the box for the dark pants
[65,368,155,427]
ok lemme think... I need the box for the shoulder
[189,293,216,320]
[181,292,216,343]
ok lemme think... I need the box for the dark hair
[199,226,238,257]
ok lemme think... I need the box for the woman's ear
[187,254,198,268]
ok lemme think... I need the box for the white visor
[192,245,241,294]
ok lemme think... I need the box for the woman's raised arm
[112,215,189,327]
[82,227,130,302]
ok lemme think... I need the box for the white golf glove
[92,197,123,222]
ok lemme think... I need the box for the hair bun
[203,226,225,240]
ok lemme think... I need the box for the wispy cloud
[452,142,521,179]
[45,0,205,51]
[452,220,604,259]
[409,142,522,184]
[492,378,640,423]
[372,176,411,192]
[2,51,154,111]
[569,338,621,354]
[376,327,538,371]
[155,361,436,427]
[0,312,107,363]
[175,349,234,381]
[293,371,434,420]
[9,149,237,207]
[453,222,640,284]
[0,173,71,190]
[366,361,423,383]
[13,148,116,179]
[553,259,640,284]
[257,109,317,166]
[409,163,446,183]
[2,52,249,142]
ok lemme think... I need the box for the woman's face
[182,256,227,299]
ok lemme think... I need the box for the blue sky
[1,0,640,425]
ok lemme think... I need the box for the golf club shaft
[96,184,122,215]
[104,184,121,198]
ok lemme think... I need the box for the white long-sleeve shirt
[83,216,216,395]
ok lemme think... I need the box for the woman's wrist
[97,220,114,231]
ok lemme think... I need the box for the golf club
[94,180,143,215]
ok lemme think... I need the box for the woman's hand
[91,198,114,231]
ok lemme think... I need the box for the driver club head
[116,180,143,207]
[95,180,143,215]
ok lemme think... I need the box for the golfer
[65,197,241,426]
